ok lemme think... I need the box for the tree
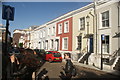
[19,43,23,48]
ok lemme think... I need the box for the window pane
[102,11,109,27]
[77,36,82,50]
[102,35,109,53]
[102,21,105,27]
[64,38,68,49]
[106,20,109,27]
[80,17,85,29]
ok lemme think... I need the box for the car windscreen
[14,49,20,53]
[53,53,61,57]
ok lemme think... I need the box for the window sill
[62,48,68,50]
[98,27,110,30]
[64,32,69,33]
[80,28,85,30]
[58,33,62,35]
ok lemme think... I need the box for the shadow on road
[37,68,48,80]
[75,66,119,79]
[59,71,68,80]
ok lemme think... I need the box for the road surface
[35,61,119,80]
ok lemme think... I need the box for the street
[36,62,65,79]
[35,61,119,80]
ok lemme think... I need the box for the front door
[57,40,59,51]
[89,36,93,53]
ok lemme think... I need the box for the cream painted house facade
[91,1,120,70]
[72,3,94,61]
[45,22,58,51]
[30,24,46,49]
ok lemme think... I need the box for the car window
[46,52,52,54]
[14,50,19,53]
[53,53,61,57]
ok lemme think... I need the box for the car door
[46,51,50,60]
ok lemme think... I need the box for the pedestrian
[10,54,20,80]
[62,53,76,80]
[11,49,42,80]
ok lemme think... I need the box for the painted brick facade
[56,17,72,51]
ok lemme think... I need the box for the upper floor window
[48,28,50,36]
[101,11,109,27]
[79,17,85,30]
[41,31,43,38]
[64,21,69,33]
[40,31,42,38]
[43,30,45,37]
[52,26,55,35]
[58,23,62,34]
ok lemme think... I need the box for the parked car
[9,48,20,56]
[34,49,46,60]
[45,51,62,62]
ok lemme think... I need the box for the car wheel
[49,58,52,63]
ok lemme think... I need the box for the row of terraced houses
[13,1,120,71]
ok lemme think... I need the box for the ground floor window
[62,37,68,50]
[77,36,82,50]
[51,40,54,49]
[101,35,109,53]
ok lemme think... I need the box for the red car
[45,51,62,62]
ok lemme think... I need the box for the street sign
[2,5,15,21]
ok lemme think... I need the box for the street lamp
[86,15,90,65]
[86,15,90,28]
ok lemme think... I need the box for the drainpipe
[94,1,98,56]
[89,10,95,53]
[90,1,97,55]
[118,2,120,56]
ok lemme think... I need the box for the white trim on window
[62,37,68,50]
[79,17,85,30]
[58,23,62,34]
[48,28,50,36]
[52,26,55,35]
[64,21,69,33]
[99,9,111,29]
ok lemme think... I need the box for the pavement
[72,61,120,77]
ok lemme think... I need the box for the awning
[113,32,120,38]
[83,34,93,38]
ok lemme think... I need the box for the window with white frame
[51,39,54,48]
[77,36,82,50]
[41,31,43,38]
[40,31,42,38]
[64,21,69,33]
[48,28,50,36]
[101,11,109,27]
[101,35,109,53]
[52,26,55,35]
[43,30,45,37]
[62,37,68,50]
[79,17,85,30]
[58,23,62,34]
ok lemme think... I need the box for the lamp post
[86,15,90,65]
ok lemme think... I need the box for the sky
[1,2,91,36]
